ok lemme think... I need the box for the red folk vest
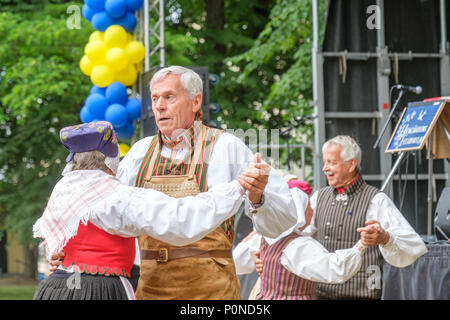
[62,221,135,277]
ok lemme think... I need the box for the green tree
[229,0,320,170]
[0,1,93,277]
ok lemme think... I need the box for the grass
[0,285,37,300]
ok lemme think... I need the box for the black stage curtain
[322,0,447,235]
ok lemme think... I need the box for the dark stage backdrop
[322,0,448,235]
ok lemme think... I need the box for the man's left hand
[357,220,390,246]
[237,153,270,204]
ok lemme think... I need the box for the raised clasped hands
[357,220,390,246]
[237,153,270,204]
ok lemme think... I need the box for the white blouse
[33,170,245,260]
[232,231,367,284]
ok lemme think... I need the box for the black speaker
[434,187,450,240]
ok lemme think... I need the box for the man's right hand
[49,251,65,272]
[237,153,270,204]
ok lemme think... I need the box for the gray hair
[322,135,362,172]
[71,150,110,172]
[150,66,203,99]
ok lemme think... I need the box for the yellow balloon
[127,33,134,42]
[115,65,137,87]
[106,47,129,71]
[125,41,145,64]
[80,55,94,76]
[135,62,142,73]
[91,65,115,87]
[89,31,104,43]
[119,143,131,158]
[104,25,128,48]
[84,40,107,63]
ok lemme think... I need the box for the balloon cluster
[80,25,145,87]
[80,83,141,141]
[82,0,143,32]
[78,0,145,145]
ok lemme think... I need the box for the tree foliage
[0,2,92,243]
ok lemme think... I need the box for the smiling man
[306,135,427,300]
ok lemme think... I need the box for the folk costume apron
[134,121,240,300]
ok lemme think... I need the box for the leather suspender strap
[188,124,206,177]
[140,248,232,263]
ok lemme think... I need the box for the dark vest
[315,175,383,299]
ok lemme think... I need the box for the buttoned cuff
[246,193,265,215]
[352,240,367,255]
[380,231,395,250]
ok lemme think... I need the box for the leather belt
[140,248,232,263]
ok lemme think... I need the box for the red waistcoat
[62,221,135,277]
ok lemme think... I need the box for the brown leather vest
[135,124,240,300]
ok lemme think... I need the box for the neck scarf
[159,122,196,150]
[335,173,360,194]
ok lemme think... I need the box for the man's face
[151,74,202,138]
[322,144,357,188]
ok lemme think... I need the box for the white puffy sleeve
[89,181,245,246]
[280,237,367,284]
[232,232,262,275]
[207,133,301,238]
[367,193,427,268]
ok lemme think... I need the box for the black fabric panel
[324,59,378,112]
[382,244,450,300]
[393,179,447,235]
[323,0,377,52]
[384,0,440,53]
[322,0,446,236]
[325,118,381,175]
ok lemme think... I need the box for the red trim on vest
[336,173,360,194]
[62,221,135,277]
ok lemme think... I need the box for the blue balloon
[80,105,95,123]
[82,4,95,21]
[86,94,109,118]
[86,0,105,12]
[105,82,128,105]
[105,103,128,128]
[90,85,106,96]
[105,0,127,18]
[92,11,115,31]
[126,0,143,12]
[125,97,141,120]
[115,11,136,32]
[115,121,134,140]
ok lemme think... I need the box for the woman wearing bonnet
[33,121,248,300]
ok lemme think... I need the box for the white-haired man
[302,135,427,299]
[114,66,303,299]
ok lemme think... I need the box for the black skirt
[33,269,130,300]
